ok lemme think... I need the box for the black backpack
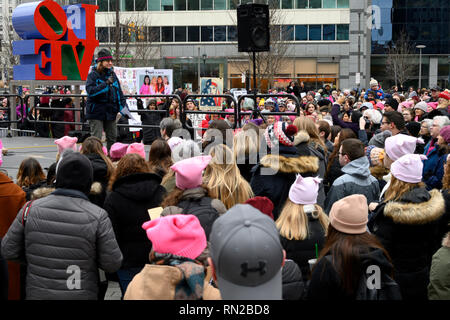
[177,197,219,240]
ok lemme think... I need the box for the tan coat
[124,264,221,300]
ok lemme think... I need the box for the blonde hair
[384,174,425,202]
[233,130,259,164]
[203,144,254,209]
[293,116,327,152]
[276,200,329,241]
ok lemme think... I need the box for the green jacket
[428,232,450,300]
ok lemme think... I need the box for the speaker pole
[251,50,265,123]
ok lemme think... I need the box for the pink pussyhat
[288,174,321,205]
[171,155,212,190]
[390,154,427,183]
[142,214,207,260]
[126,142,146,159]
[102,146,108,156]
[384,134,423,161]
[225,109,234,119]
[110,142,129,160]
[55,136,78,154]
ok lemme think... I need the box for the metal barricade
[0,94,25,137]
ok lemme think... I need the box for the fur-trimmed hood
[90,182,103,195]
[31,187,55,200]
[384,189,445,225]
[293,130,310,146]
[259,154,319,174]
[443,232,450,248]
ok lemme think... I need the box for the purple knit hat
[439,125,450,144]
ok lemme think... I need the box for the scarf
[150,252,206,300]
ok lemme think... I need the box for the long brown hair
[108,153,150,190]
[384,175,426,202]
[148,139,173,175]
[161,184,212,208]
[316,225,393,295]
[443,154,450,189]
[293,116,327,151]
[326,128,356,177]
[80,136,114,180]
[16,157,46,187]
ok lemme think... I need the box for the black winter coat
[86,68,126,121]
[369,188,446,300]
[250,144,319,220]
[236,154,260,183]
[85,153,109,208]
[103,173,166,269]
[22,180,47,201]
[0,237,7,300]
[137,100,163,145]
[282,259,304,300]
[324,156,343,194]
[280,213,327,282]
[306,248,396,300]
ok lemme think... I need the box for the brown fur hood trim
[31,187,55,200]
[90,182,103,195]
[260,154,319,174]
[293,130,310,146]
[442,232,450,248]
[384,189,445,225]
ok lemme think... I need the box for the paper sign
[148,207,163,220]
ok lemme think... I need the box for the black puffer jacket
[250,142,319,220]
[280,212,327,282]
[369,188,446,300]
[282,259,304,300]
[137,99,163,145]
[103,173,166,269]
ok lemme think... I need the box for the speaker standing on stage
[86,49,127,151]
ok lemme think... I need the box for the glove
[106,76,114,85]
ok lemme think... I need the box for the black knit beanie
[55,151,93,194]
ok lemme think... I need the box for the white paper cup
[308,258,317,271]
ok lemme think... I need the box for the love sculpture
[12,0,99,81]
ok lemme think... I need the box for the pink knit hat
[142,214,207,260]
[390,154,427,183]
[171,155,212,190]
[110,142,129,160]
[55,136,78,154]
[126,143,146,159]
[440,125,450,144]
[329,194,368,234]
[288,174,321,205]
[384,134,423,161]
[102,146,108,156]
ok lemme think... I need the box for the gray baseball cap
[209,204,284,300]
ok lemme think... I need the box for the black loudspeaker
[237,3,270,52]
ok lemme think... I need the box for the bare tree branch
[385,30,416,89]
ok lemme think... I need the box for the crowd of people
[0,49,449,301]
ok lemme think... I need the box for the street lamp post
[202,54,207,78]
[416,45,426,90]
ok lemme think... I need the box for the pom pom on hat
[142,215,207,260]
[55,136,78,154]
[171,155,212,190]
[126,143,146,159]
[285,124,298,137]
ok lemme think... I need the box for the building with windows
[371,0,449,90]
[89,1,371,91]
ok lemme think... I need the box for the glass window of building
[295,25,307,40]
[97,27,109,43]
[175,0,186,10]
[269,0,280,9]
[124,0,133,11]
[323,0,336,8]
[227,25,237,41]
[282,0,293,9]
[162,27,174,42]
[161,0,173,10]
[229,0,239,10]
[135,0,146,10]
[150,27,161,42]
[337,0,349,8]
[309,0,321,8]
[281,25,294,41]
[337,24,349,40]
[201,26,213,41]
[309,25,321,40]
[175,26,187,41]
[296,0,307,8]
[98,0,108,11]
[323,24,335,40]
[188,26,200,41]
[214,26,226,41]
[272,25,281,41]
[202,0,213,9]
[214,0,226,10]
[148,0,160,10]
[188,0,199,9]
[109,0,116,11]
[110,27,117,42]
